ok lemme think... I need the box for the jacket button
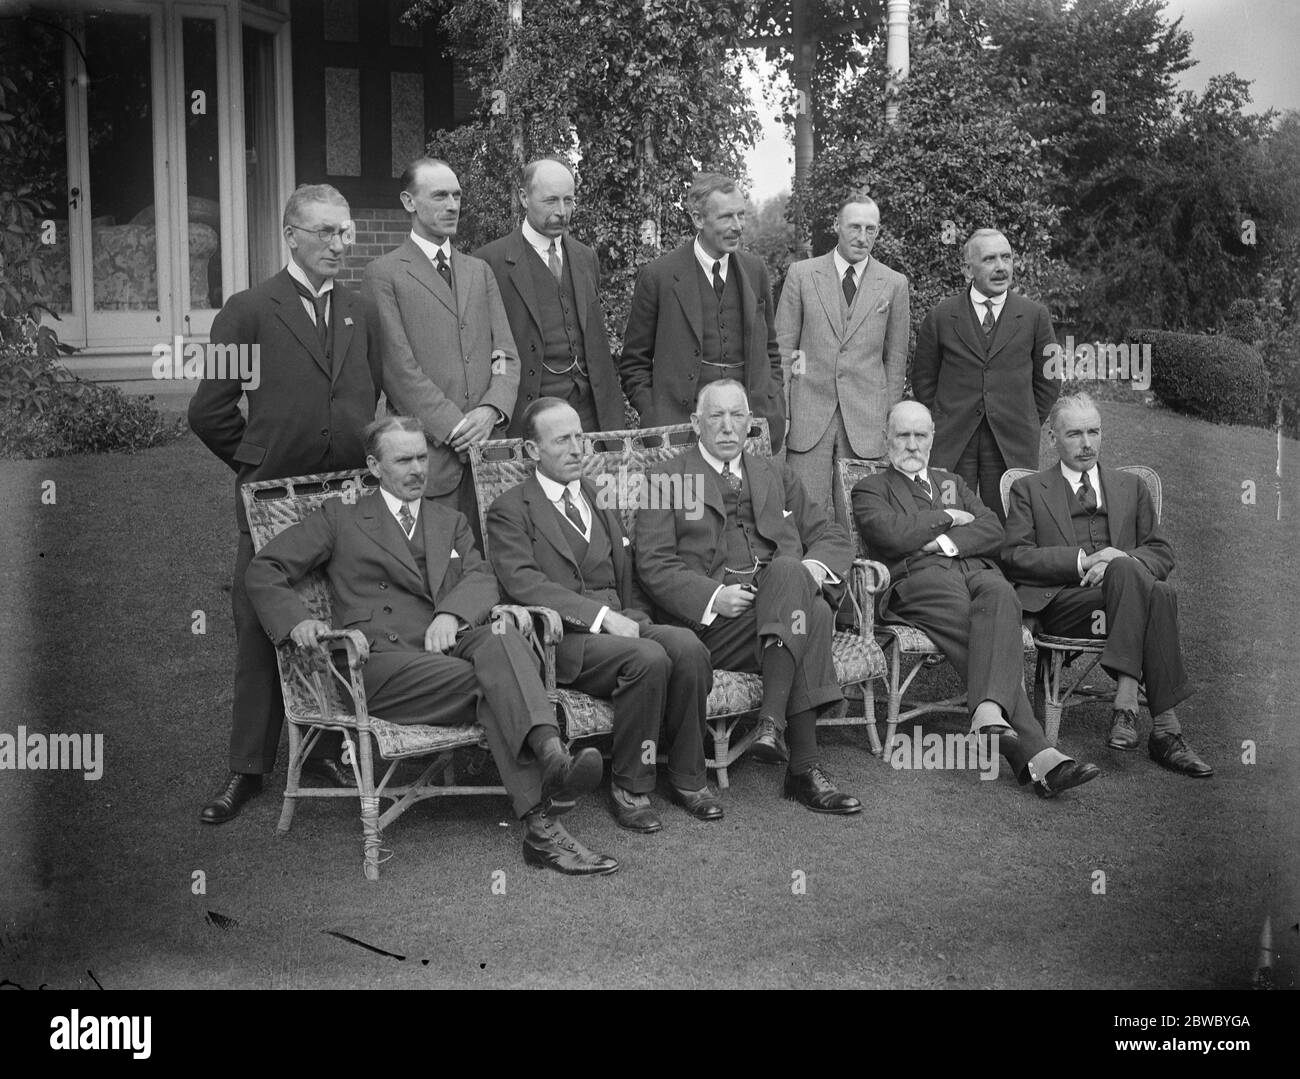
[387,633,398,643]
[687,373,695,381]
[528,369,535,376]
[379,582,388,589]
[529,344,535,351]
[383,605,392,614]
[320,427,329,436]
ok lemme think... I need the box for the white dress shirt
[286,259,333,325]
[1060,461,1105,577]
[522,219,562,270]
[693,238,729,283]
[899,465,959,556]
[969,284,1007,327]
[535,472,609,632]
[380,487,421,540]
[832,249,870,293]
[409,230,453,268]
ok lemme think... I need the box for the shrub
[1133,328,1269,428]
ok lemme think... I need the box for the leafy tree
[747,191,802,296]
[406,0,760,342]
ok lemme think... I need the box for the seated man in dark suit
[1002,392,1211,776]
[852,401,1100,799]
[487,398,720,832]
[635,379,861,815]
[245,416,618,876]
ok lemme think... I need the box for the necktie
[981,299,996,337]
[548,240,562,282]
[914,475,933,502]
[1078,470,1097,514]
[721,460,741,494]
[398,503,415,539]
[292,281,329,350]
[435,250,452,290]
[842,264,857,307]
[561,487,586,535]
[712,260,725,299]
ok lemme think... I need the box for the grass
[0,397,1296,989]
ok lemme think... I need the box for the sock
[786,709,819,774]
[525,724,564,765]
[759,641,796,730]
[1151,709,1181,737]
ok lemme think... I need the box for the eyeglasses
[287,222,356,246]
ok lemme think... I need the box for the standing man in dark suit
[776,193,910,527]
[911,228,1060,519]
[852,401,1101,799]
[487,398,720,832]
[620,173,786,451]
[474,158,624,435]
[635,379,860,813]
[188,184,382,824]
[1002,393,1211,776]
[245,417,617,875]
[363,157,520,541]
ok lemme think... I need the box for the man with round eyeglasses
[189,183,386,825]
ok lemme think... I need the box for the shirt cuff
[591,605,609,633]
[701,586,723,626]
[935,534,958,557]
[1077,549,1086,579]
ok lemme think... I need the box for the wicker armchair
[999,465,1162,744]
[469,420,889,787]
[836,456,1037,756]
[241,469,542,881]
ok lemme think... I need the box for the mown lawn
[0,398,1296,989]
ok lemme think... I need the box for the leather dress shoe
[1034,760,1101,799]
[749,716,789,764]
[1108,708,1140,750]
[522,812,619,876]
[199,772,263,824]
[609,786,663,833]
[1148,732,1213,777]
[783,766,862,815]
[302,756,357,788]
[541,746,603,814]
[669,785,724,821]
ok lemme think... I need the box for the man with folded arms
[852,400,1101,799]
[487,397,720,832]
[635,379,861,814]
[1002,392,1211,777]
[245,416,619,875]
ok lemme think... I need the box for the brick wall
[339,206,408,285]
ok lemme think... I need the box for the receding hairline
[401,156,456,194]
[886,401,933,436]
[837,194,879,219]
[364,416,425,459]
[963,228,1010,264]
[1049,392,1102,432]
[694,378,750,414]
[521,396,579,443]
[522,157,576,193]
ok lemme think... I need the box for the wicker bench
[241,469,539,882]
[469,421,889,787]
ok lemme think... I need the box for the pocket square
[782,509,793,518]
[344,316,354,326]
[450,550,461,559]
[622,536,631,547]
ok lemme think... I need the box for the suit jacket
[245,494,499,660]
[472,228,624,435]
[1002,464,1175,613]
[851,465,1005,616]
[634,446,851,627]
[487,475,653,682]
[188,269,382,532]
[620,242,786,451]
[775,252,910,458]
[363,238,520,496]
[911,289,1060,470]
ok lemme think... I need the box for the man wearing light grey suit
[363,157,520,543]
[776,194,909,529]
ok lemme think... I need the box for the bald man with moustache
[852,401,1101,799]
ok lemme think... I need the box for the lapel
[844,257,888,340]
[685,446,728,524]
[811,254,844,340]
[565,237,593,338]
[744,452,772,532]
[583,476,627,571]
[400,237,457,317]
[952,289,987,363]
[1040,467,1077,542]
[271,269,330,378]
[358,497,420,582]
[987,290,1026,363]
[504,228,545,338]
[885,466,920,514]
[524,473,582,572]
[449,247,475,325]
[330,284,356,381]
[669,243,705,346]
[1098,467,1132,538]
[418,497,454,601]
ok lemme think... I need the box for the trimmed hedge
[1132,328,1269,428]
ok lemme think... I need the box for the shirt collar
[410,230,452,264]
[1059,460,1099,489]
[286,260,334,297]
[522,219,561,261]
[535,471,581,504]
[697,443,743,478]
[694,238,729,280]
[891,463,933,487]
[969,285,1007,311]
[832,248,869,281]
[379,487,421,522]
